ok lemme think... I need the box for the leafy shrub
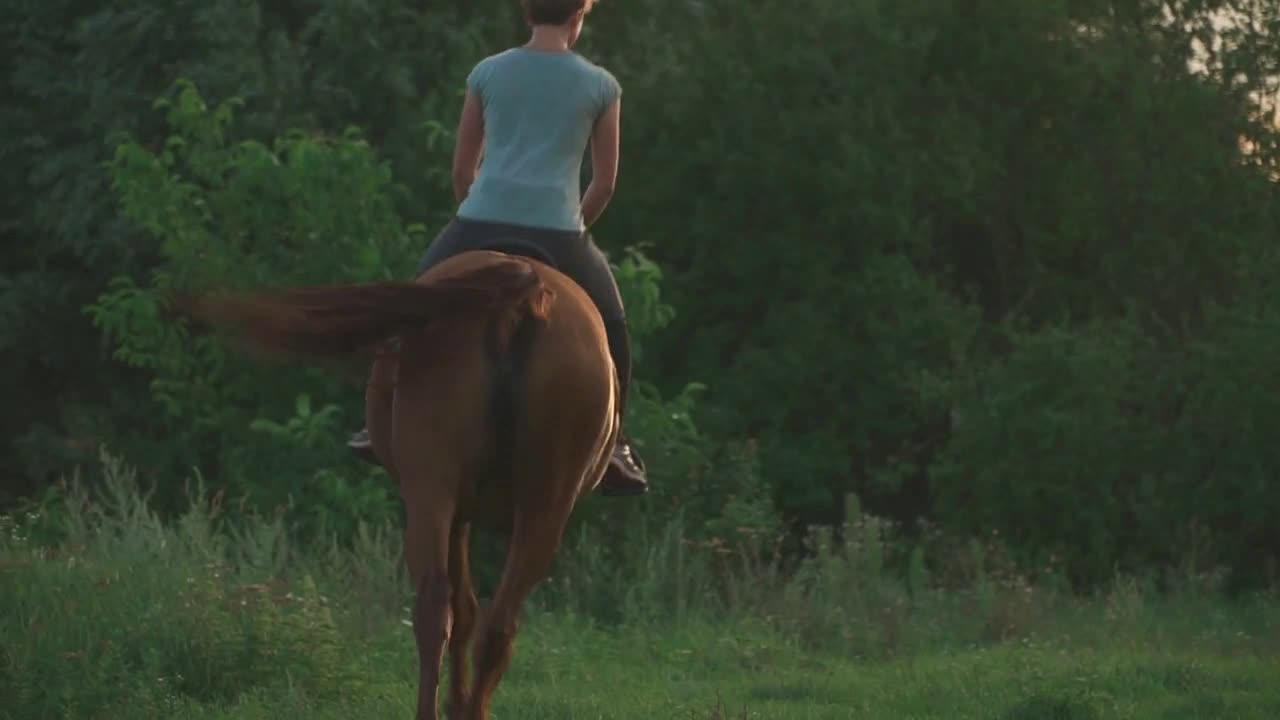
[85,80,414,533]
[930,308,1280,589]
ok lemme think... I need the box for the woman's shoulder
[570,53,621,94]
[571,52,616,77]
[472,48,521,73]
[469,49,619,98]
[466,49,524,91]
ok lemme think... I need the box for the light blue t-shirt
[456,48,622,232]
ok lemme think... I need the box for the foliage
[586,0,1280,585]
[4,0,1280,588]
[0,0,499,499]
[84,80,413,535]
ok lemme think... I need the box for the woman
[347,0,648,497]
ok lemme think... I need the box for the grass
[2,454,1278,719]
[66,620,1280,720]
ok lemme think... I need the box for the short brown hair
[521,0,591,26]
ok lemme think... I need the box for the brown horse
[172,250,619,719]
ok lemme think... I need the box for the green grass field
[75,617,1280,720]
[3,462,1277,719]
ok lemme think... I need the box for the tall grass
[2,450,1277,719]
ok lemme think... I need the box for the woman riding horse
[345,0,649,497]
[172,3,647,717]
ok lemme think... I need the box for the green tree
[5,0,1280,587]
[0,0,500,501]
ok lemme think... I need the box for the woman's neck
[525,25,572,52]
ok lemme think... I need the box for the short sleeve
[597,67,621,115]
[466,58,491,98]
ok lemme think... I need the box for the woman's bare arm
[452,91,485,203]
[581,97,621,227]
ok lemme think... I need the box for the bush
[930,306,1280,589]
[81,80,422,534]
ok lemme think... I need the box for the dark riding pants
[415,217,633,412]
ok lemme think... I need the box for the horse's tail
[169,257,555,363]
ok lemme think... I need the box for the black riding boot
[348,428,379,465]
[600,432,648,497]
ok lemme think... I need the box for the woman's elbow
[451,169,476,202]
[452,168,474,190]
[593,177,617,197]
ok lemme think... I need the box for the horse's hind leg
[403,498,456,720]
[446,521,478,718]
[465,510,570,719]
